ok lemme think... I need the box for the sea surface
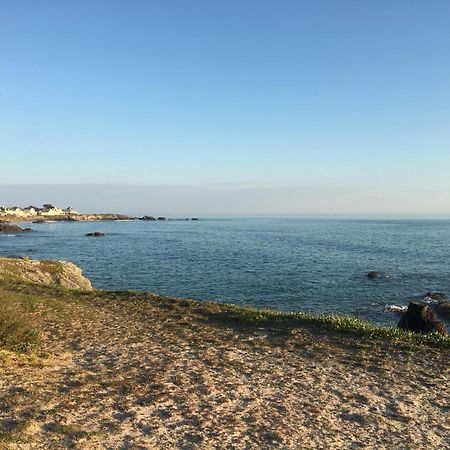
[2,217,450,326]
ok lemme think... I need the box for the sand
[0,284,449,449]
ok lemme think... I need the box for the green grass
[209,303,450,348]
[0,298,40,353]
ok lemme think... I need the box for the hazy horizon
[1,184,450,218]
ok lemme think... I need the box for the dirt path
[0,285,449,449]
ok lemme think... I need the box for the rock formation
[0,223,32,233]
[397,302,447,335]
[0,257,93,290]
[367,272,381,278]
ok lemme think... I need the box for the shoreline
[0,213,134,223]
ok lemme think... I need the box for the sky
[1,1,449,215]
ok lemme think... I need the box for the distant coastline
[0,204,199,223]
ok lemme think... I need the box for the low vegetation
[0,291,40,353]
[212,303,450,347]
[0,276,448,355]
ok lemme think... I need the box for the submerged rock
[367,271,381,279]
[85,232,106,237]
[397,302,447,335]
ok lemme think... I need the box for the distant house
[1,207,27,217]
[23,206,37,215]
[39,206,65,217]
[0,204,79,218]
[64,207,79,215]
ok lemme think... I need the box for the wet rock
[437,301,450,318]
[157,217,166,221]
[367,272,381,279]
[397,302,447,335]
[0,223,32,233]
[140,215,156,221]
[85,232,106,237]
[384,305,408,314]
[424,292,446,302]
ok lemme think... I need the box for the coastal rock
[85,232,106,237]
[424,292,446,302]
[140,216,156,221]
[384,305,408,314]
[367,271,381,279]
[437,301,450,318]
[157,217,166,221]
[397,302,447,335]
[0,257,93,290]
[0,223,33,233]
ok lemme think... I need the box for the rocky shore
[1,213,134,223]
[0,257,92,290]
[0,204,199,223]
[0,258,449,448]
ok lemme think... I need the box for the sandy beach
[0,270,448,449]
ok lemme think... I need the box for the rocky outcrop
[437,301,450,318]
[85,232,106,237]
[424,292,446,302]
[0,223,32,233]
[384,305,408,314]
[367,272,381,279]
[398,302,447,335]
[0,257,93,290]
[140,216,156,221]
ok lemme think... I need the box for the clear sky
[1,1,449,214]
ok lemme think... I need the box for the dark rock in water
[425,292,446,302]
[32,219,46,224]
[0,223,32,233]
[191,217,199,221]
[367,271,381,279]
[398,302,447,335]
[437,301,450,318]
[157,217,166,221]
[85,232,106,237]
[140,216,156,221]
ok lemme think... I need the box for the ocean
[2,217,450,326]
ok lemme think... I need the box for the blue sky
[1,1,449,213]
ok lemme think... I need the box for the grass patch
[210,304,450,348]
[0,274,449,351]
[0,287,41,353]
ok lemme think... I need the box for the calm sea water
[2,218,450,326]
